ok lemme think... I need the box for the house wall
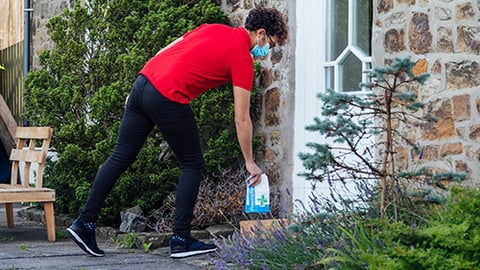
[373,1,480,182]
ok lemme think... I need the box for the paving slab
[0,204,216,270]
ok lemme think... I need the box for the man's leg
[67,75,154,256]
[140,80,204,237]
[139,78,216,258]
[80,76,155,222]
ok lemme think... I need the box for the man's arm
[233,86,262,185]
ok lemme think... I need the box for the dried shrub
[150,167,249,233]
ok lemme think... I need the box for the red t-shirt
[139,24,254,104]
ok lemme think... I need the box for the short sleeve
[230,56,254,91]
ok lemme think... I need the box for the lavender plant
[213,180,376,269]
[214,220,320,269]
[213,211,332,269]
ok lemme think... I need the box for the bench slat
[16,127,53,139]
[0,184,55,202]
[9,149,45,163]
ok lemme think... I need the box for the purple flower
[424,177,431,185]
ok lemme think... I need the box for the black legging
[80,74,204,238]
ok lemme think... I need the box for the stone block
[264,88,281,126]
[384,29,406,52]
[436,27,454,52]
[456,2,475,21]
[205,224,235,238]
[421,145,440,161]
[446,61,480,89]
[120,206,148,233]
[377,0,393,14]
[409,12,432,54]
[458,26,480,54]
[469,125,480,140]
[422,99,456,140]
[452,95,471,121]
[440,143,463,157]
[413,59,428,76]
[130,229,216,249]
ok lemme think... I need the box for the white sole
[170,248,217,258]
[66,228,105,257]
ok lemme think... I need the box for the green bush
[321,186,480,270]
[24,0,257,226]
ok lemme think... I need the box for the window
[325,0,372,93]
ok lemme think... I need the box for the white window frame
[324,0,372,93]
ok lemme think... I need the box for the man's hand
[245,161,262,186]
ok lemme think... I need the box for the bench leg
[5,203,14,228]
[44,202,56,242]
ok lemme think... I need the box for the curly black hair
[244,6,288,45]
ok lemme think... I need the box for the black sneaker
[170,235,217,258]
[66,218,105,257]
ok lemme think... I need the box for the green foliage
[116,232,139,249]
[19,243,29,251]
[314,186,480,270]
[23,0,250,226]
[319,221,402,270]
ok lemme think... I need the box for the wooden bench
[0,127,55,242]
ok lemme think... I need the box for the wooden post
[0,94,17,156]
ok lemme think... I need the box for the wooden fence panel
[0,0,24,50]
[0,42,24,124]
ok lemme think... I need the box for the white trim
[293,0,326,208]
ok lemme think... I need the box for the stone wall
[30,0,77,69]
[373,0,480,182]
[217,0,295,213]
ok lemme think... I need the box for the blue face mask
[251,39,270,58]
